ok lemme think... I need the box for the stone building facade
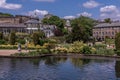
[0,15,56,37]
[93,22,120,41]
[0,15,31,24]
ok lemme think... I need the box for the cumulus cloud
[34,0,55,2]
[100,5,118,13]
[63,16,76,19]
[100,5,120,20]
[0,0,22,10]
[77,12,92,17]
[83,0,100,8]
[27,9,49,17]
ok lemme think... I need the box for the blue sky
[0,0,120,20]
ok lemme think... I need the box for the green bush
[116,50,120,56]
[96,48,115,56]
[115,32,120,50]
[9,32,16,45]
[40,49,50,54]
[39,39,45,46]
[17,39,25,44]
[0,40,6,44]
[82,46,92,54]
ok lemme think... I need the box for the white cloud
[0,0,22,10]
[100,5,118,13]
[34,0,55,2]
[77,12,92,17]
[100,5,120,20]
[83,0,100,8]
[27,9,49,17]
[63,16,76,19]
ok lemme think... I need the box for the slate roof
[94,22,120,28]
[0,23,26,28]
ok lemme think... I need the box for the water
[0,57,120,80]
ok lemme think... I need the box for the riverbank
[0,50,120,60]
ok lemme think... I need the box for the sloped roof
[0,23,26,28]
[94,22,120,28]
[25,19,39,24]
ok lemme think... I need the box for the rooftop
[94,22,120,28]
[25,19,39,24]
[0,23,26,28]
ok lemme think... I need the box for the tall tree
[66,16,95,43]
[42,15,65,36]
[9,32,16,45]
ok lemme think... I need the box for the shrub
[116,50,120,56]
[115,32,120,50]
[39,39,45,46]
[82,46,92,54]
[9,32,16,45]
[17,39,25,44]
[40,49,50,54]
[32,32,39,45]
[0,40,6,44]
[68,41,85,53]
[53,47,68,53]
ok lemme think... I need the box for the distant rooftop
[94,22,120,28]
[25,19,39,24]
[0,23,26,28]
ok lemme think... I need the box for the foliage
[94,44,115,55]
[95,48,114,56]
[0,32,3,40]
[94,44,106,49]
[17,39,25,44]
[40,48,50,54]
[81,46,92,54]
[53,29,63,36]
[0,40,6,44]
[67,41,86,53]
[11,48,50,57]
[52,47,68,54]
[66,16,95,43]
[9,32,16,45]
[104,18,112,23]
[115,50,120,56]
[42,15,65,35]
[32,32,40,45]
[115,32,120,50]
[0,12,13,17]
[16,32,30,39]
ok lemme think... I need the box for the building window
[102,32,104,35]
[112,32,114,35]
[106,32,107,34]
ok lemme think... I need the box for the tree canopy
[42,16,64,29]
[66,16,95,43]
[0,12,13,17]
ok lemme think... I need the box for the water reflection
[0,57,119,80]
[115,61,120,79]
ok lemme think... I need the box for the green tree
[9,32,16,45]
[66,16,95,43]
[104,18,112,23]
[42,15,65,36]
[32,32,40,45]
[115,32,120,50]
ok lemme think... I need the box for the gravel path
[0,50,28,56]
